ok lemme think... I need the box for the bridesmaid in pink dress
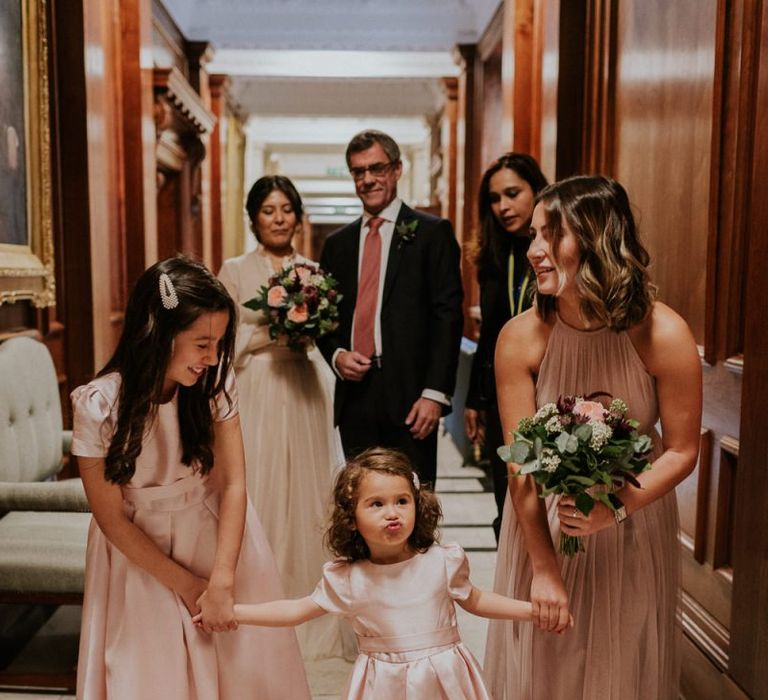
[485,176,702,698]
[204,448,540,699]
[72,257,309,699]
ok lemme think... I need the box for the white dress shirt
[332,198,450,406]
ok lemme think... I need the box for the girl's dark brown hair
[325,448,442,562]
[99,255,237,484]
[533,175,655,330]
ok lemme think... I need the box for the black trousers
[338,368,438,487]
[484,402,507,542]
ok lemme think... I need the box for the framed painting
[0,0,54,307]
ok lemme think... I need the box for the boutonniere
[395,219,419,248]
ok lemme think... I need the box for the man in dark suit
[318,130,463,486]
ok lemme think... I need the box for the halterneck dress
[310,543,491,700]
[485,315,681,699]
[218,246,350,659]
[71,371,310,700]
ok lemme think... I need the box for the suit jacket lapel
[382,205,412,306]
[343,218,362,305]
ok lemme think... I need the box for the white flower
[319,298,329,310]
[310,274,325,286]
[590,422,613,450]
[541,449,561,473]
[545,416,563,434]
[534,403,558,423]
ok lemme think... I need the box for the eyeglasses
[349,161,398,181]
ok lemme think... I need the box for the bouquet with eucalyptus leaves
[497,394,653,555]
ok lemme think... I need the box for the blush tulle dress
[218,246,351,659]
[310,542,491,700]
[71,372,310,699]
[484,315,681,699]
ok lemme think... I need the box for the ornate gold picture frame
[0,0,54,307]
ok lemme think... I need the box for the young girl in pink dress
[71,256,310,699]
[203,447,540,699]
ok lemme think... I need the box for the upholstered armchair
[0,336,90,689]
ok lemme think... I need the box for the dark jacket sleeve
[317,234,343,366]
[465,270,511,410]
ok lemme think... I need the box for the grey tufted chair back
[0,337,64,483]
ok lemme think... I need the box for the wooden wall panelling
[538,0,560,181]
[153,66,215,262]
[439,77,459,230]
[81,0,128,369]
[704,0,758,365]
[453,44,479,340]
[208,74,229,273]
[613,0,716,343]
[222,105,246,261]
[120,0,158,288]
[501,0,544,159]
[46,0,94,435]
[554,0,587,179]
[730,1,768,696]
[581,0,617,176]
[186,42,214,270]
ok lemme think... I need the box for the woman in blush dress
[464,153,548,541]
[485,175,702,699]
[218,175,350,660]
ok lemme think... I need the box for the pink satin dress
[310,542,491,700]
[71,372,310,700]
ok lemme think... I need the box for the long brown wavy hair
[99,256,237,484]
[533,175,656,330]
[325,448,442,562]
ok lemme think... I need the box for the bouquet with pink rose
[497,393,653,555]
[244,262,342,351]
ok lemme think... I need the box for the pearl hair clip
[159,273,179,310]
[412,472,420,491]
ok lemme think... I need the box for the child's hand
[179,575,208,617]
[546,612,575,635]
[197,584,238,634]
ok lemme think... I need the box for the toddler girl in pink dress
[205,447,541,699]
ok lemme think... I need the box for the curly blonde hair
[325,448,442,562]
[534,175,656,330]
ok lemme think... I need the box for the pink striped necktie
[353,217,384,358]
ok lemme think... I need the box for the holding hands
[530,568,572,634]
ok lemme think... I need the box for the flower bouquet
[497,394,653,555]
[243,262,342,352]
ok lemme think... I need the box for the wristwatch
[607,493,628,524]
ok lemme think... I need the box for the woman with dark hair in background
[218,176,349,660]
[465,154,548,541]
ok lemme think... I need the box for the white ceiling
[163,0,500,52]
[161,0,500,118]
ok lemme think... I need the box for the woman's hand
[178,574,208,617]
[557,495,616,537]
[530,568,571,633]
[464,408,486,445]
[197,583,238,634]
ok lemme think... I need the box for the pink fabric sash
[356,625,460,654]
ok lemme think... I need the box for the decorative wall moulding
[153,67,216,135]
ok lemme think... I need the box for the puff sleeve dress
[310,542,491,700]
[71,372,310,700]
